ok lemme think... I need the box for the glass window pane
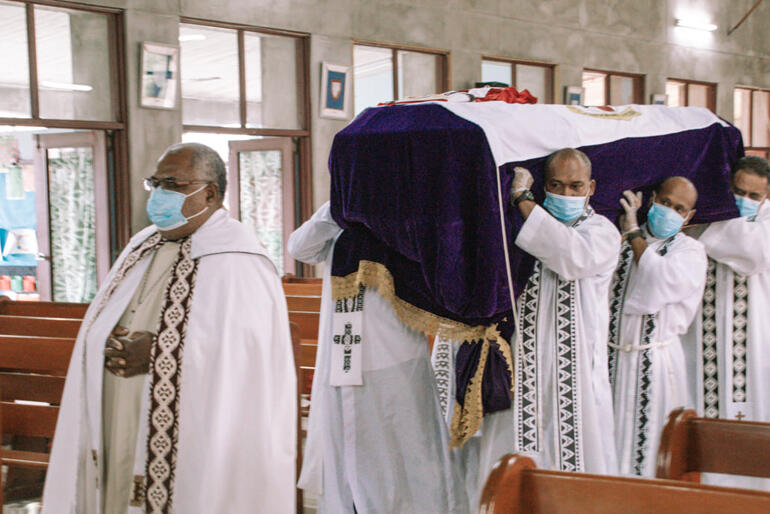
[353,45,393,115]
[688,83,710,108]
[245,33,303,129]
[398,51,440,99]
[0,1,31,118]
[47,145,97,302]
[609,75,635,105]
[481,60,512,87]
[752,90,770,148]
[734,89,752,147]
[239,150,284,274]
[181,24,240,126]
[516,64,550,103]
[35,6,113,121]
[583,71,606,106]
[666,81,686,107]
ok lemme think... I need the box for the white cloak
[512,205,620,474]
[610,230,706,477]
[684,206,770,490]
[42,209,297,513]
[291,203,468,513]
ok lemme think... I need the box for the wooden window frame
[352,40,450,101]
[482,56,555,103]
[0,0,130,259]
[180,17,313,275]
[735,86,770,157]
[667,78,717,112]
[584,68,644,105]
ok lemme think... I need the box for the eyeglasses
[143,176,210,191]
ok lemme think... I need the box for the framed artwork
[651,93,668,105]
[140,42,179,109]
[320,62,351,120]
[564,86,584,106]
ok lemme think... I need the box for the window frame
[352,40,450,103]
[734,85,770,158]
[0,0,131,257]
[583,68,644,105]
[666,78,717,112]
[481,56,555,103]
[180,17,313,274]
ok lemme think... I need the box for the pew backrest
[479,454,770,514]
[656,407,770,482]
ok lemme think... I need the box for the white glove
[511,167,534,194]
[619,190,643,234]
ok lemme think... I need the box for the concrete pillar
[260,35,301,128]
[70,12,112,121]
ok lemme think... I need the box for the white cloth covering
[292,202,468,513]
[610,230,706,477]
[511,205,620,474]
[683,206,770,490]
[42,208,297,513]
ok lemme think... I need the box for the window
[353,42,448,115]
[735,87,770,159]
[180,19,311,275]
[582,69,643,106]
[481,58,554,103]
[0,1,128,302]
[666,79,716,112]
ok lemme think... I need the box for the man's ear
[206,183,218,204]
[684,209,696,226]
[588,179,596,197]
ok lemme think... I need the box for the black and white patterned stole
[516,260,542,455]
[731,271,749,405]
[700,258,719,418]
[330,285,365,386]
[144,237,198,514]
[431,335,453,419]
[607,232,676,475]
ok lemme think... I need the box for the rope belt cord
[607,339,676,352]
[494,163,520,330]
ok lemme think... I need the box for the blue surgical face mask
[543,192,587,222]
[647,201,687,239]
[146,184,208,230]
[734,194,761,218]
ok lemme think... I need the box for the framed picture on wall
[651,93,668,105]
[564,86,584,105]
[140,42,179,109]
[320,62,351,120]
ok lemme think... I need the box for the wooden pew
[0,302,85,505]
[478,453,770,513]
[656,407,770,483]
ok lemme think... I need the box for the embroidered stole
[700,258,750,419]
[515,209,594,472]
[330,285,365,386]
[431,335,453,419]
[607,234,675,475]
[78,233,197,514]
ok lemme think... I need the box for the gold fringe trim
[331,260,489,342]
[331,260,514,448]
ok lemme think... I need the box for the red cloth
[476,86,538,104]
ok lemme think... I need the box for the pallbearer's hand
[104,329,154,378]
[619,190,643,233]
[511,167,534,194]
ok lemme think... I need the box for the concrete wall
[76,0,770,231]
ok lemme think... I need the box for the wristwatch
[512,189,535,207]
[626,230,644,242]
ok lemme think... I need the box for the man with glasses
[43,143,297,513]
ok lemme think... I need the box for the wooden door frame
[34,131,109,301]
[228,137,296,274]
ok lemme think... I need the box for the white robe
[684,206,770,490]
[291,203,468,514]
[511,205,620,474]
[42,209,297,513]
[610,230,706,477]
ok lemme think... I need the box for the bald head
[160,142,227,201]
[544,148,595,197]
[655,176,698,212]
